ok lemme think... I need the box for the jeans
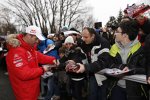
[44,74,60,100]
[88,75,101,100]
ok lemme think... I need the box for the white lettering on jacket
[13,54,23,67]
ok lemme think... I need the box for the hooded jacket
[6,34,55,100]
[78,33,110,74]
[108,40,148,100]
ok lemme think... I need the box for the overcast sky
[1,0,149,27]
[87,0,149,26]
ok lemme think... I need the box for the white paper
[43,45,55,54]
[98,68,125,75]
[95,74,107,86]
[106,68,124,75]
[0,47,2,51]
[41,71,53,78]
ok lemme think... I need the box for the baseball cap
[26,25,45,40]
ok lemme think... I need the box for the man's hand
[122,67,129,73]
[42,65,51,72]
[53,59,60,66]
[147,77,150,84]
[53,59,57,64]
[76,63,85,73]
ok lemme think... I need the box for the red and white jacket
[6,34,55,100]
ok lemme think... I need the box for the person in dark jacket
[58,36,87,100]
[108,19,148,100]
[131,12,150,85]
[76,27,111,100]
[141,19,150,85]
[135,15,150,85]
[136,15,150,45]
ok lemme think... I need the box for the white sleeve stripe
[98,48,109,56]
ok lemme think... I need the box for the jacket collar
[17,34,36,51]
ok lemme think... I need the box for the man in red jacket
[6,25,57,100]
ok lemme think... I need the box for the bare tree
[59,0,87,29]
[73,14,96,31]
[0,7,17,34]
[0,0,91,34]
[48,0,59,33]
[117,9,123,24]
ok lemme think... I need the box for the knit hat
[26,25,45,40]
[64,36,74,44]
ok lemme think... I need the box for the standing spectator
[59,32,65,43]
[76,27,110,100]
[38,38,60,100]
[139,16,150,84]
[124,4,150,86]
[0,39,8,75]
[6,25,57,100]
[52,34,63,51]
[108,20,148,100]
[145,34,150,83]
[136,15,150,46]
[59,36,87,100]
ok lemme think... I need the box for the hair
[59,46,66,54]
[119,19,140,41]
[60,32,64,36]
[83,27,97,36]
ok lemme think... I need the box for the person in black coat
[108,20,148,100]
[58,36,87,100]
[134,14,150,84]
[76,27,111,100]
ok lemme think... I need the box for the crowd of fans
[1,3,150,100]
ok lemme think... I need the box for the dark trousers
[88,75,101,100]
[0,56,7,71]
[110,85,127,100]
[45,75,60,100]
[70,78,85,100]
[126,81,149,100]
